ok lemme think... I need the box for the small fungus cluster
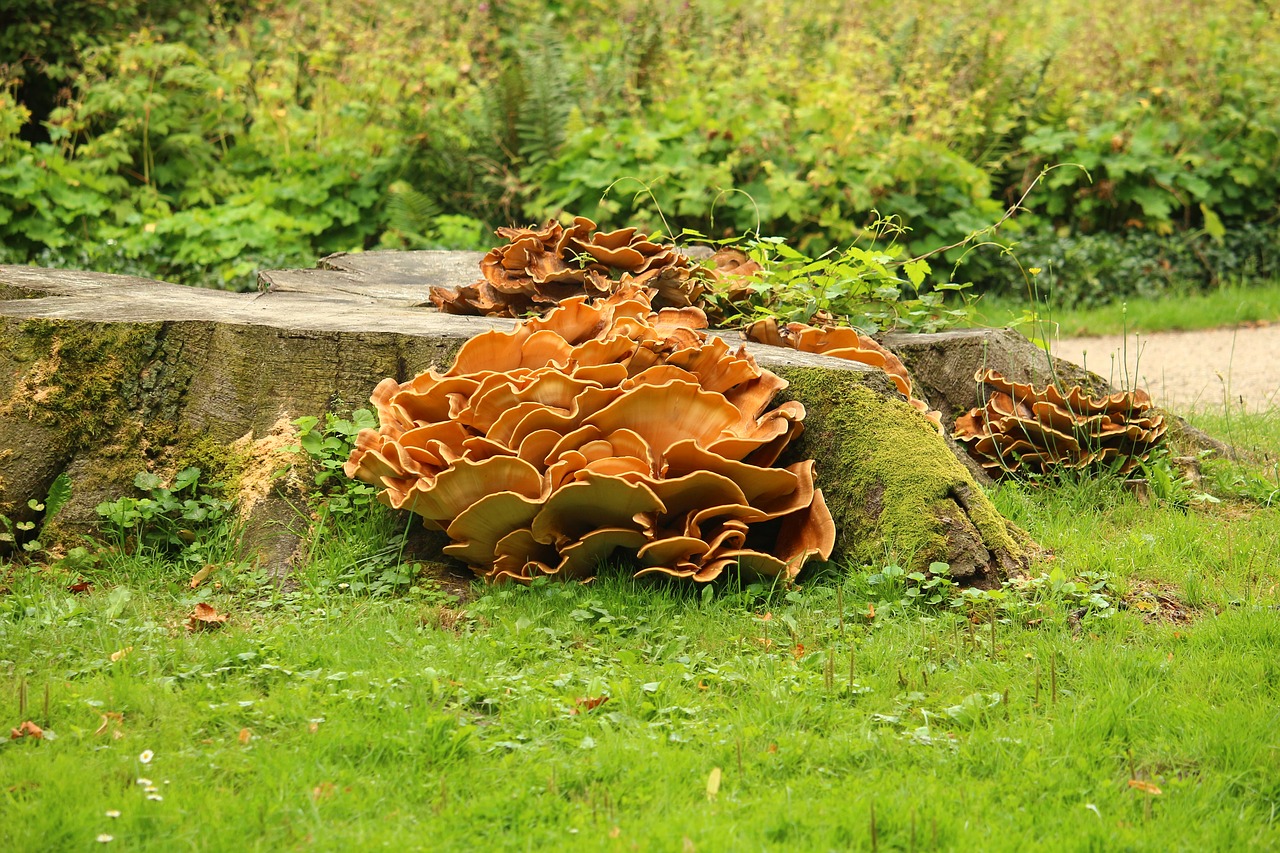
[952,369,1167,476]
[346,287,835,583]
[429,216,703,317]
[743,318,942,429]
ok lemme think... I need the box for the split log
[0,252,1035,584]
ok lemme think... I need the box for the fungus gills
[346,287,835,583]
[952,369,1167,476]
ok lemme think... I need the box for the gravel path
[1052,324,1280,412]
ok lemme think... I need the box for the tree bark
[0,253,1034,583]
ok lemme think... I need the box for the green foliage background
[1,0,1277,299]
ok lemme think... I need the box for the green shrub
[984,222,1280,308]
[2,0,1278,306]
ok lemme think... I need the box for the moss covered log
[778,368,1029,584]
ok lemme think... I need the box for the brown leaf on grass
[10,721,43,740]
[189,564,216,588]
[186,602,229,631]
[570,696,609,715]
[1128,779,1163,795]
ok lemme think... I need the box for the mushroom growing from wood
[428,216,703,317]
[743,318,942,429]
[952,369,1167,476]
[347,287,835,583]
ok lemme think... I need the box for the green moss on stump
[7,319,162,448]
[778,367,1029,580]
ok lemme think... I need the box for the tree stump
[0,253,1035,584]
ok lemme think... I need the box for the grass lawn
[4,411,1280,851]
[970,279,1280,338]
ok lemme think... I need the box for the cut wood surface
[0,252,1035,583]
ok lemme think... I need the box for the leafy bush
[2,0,1278,305]
[292,408,432,596]
[703,234,970,333]
[95,468,236,565]
[985,222,1280,308]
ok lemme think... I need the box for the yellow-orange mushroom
[952,369,1167,477]
[345,288,836,583]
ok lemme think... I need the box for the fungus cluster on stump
[952,369,1167,476]
[428,216,703,317]
[346,287,835,583]
[744,318,942,429]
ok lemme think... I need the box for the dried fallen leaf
[110,647,133,662]
[705,767,721,801]
[94,712,124,736]
[189,564,216,589]
[10,720,43,740]
[238,728,252,745]
[1128,779,1163,795]
[570,696,609,715]
[186,602,228,631]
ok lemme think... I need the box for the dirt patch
[417,562,478,603]
[1054,324,1280,412]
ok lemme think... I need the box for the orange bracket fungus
[952,369,1167,477]
[428,216,703,318]
[345,287,835,583]
[743,318,942,430]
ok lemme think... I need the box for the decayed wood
[0,252,1034,583]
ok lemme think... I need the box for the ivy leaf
[172,467,201,493]
[133,472,163,492]
[103,586,133,620]
[299,431,325,456]
[1198,203,1225,243]
[903,258,931,288]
